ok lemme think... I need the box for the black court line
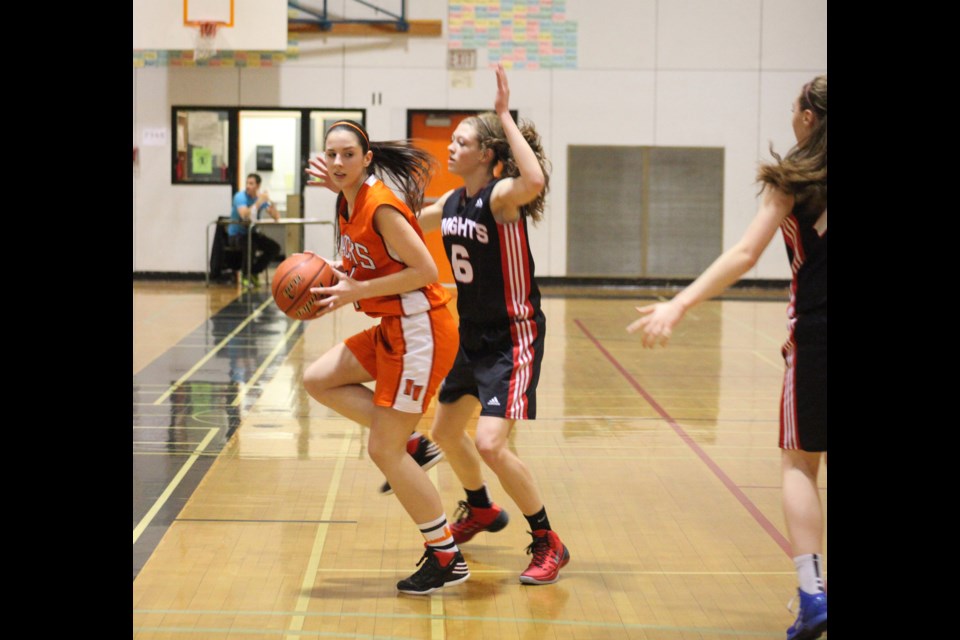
[133,290,305,581]
[175,518,359,524]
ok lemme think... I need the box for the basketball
[271,253,336,320]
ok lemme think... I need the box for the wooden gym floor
[132,279,827,640]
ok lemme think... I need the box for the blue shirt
[228,191,268,237]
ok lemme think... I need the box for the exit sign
[447,49,477,70]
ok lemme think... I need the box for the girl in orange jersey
[302,120,467,595]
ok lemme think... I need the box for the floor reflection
[133,289,306,579]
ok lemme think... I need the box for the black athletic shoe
[380,435,444,495]
[396,547,470,595]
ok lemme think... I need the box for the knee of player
[474,434,507,463]
[302,370,334,402]
[366,433,404,469]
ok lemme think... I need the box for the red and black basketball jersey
[441,179,542,325]
[780,205,827,321]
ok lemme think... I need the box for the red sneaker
[450,500,510,544]
[520,529,570,585]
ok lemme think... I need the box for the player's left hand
[627,301,684,348]
[309,267,359,316]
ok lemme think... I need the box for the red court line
[574,319,792,557]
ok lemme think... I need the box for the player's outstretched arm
[417,190,455,234]
[627,186,794,348]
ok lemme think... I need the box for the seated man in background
[229,172,281,287]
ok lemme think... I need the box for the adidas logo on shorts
[486,397,500,406]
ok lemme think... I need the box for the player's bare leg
[302,343,375,427]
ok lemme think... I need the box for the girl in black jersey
[417,64,570,585]
[629,76,827,640]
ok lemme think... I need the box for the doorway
[408,110,494,285]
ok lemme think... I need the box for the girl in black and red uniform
[629,76,828,640]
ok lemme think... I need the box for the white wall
[132,0,827,278]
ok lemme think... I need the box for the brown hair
[757,75,827,218]
[325,120,435,214]
[463,112,550,224]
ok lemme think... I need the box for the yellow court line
[152,297,274,405]
[286,430,353,639]
[133,428,218,544]
[132,425,218,430]
[132,450,223,458]
[428,464,445,640]
[717,309,783,347]
[431,593,445,639]
[752,350,783,371]
[308,568,798,577]
[232,319,302,407]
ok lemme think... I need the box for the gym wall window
[172,108,235,184]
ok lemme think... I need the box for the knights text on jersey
[338,175,451,318]
[440,179,542,324]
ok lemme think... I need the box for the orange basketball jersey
[338,175,451,317]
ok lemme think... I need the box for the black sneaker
[396,547,469,595]
[380,435,444,495]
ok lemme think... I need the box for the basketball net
[194,21,219,61]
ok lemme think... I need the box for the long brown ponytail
[757,75,827,218]
[464,112,551,224]
[325,120,435,214]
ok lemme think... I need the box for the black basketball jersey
[441,179,542,325]
[780,204,827,320]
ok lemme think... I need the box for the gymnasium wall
[132,0,827,278]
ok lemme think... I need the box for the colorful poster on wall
[192,148,213,174]
[133,42,300,67]
[448,0,577,70]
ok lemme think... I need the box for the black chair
[209,217,244,284]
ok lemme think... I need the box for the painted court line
[175,518,358,524]
[286,430,353,639]
[428,465,445,640]
[133,609,782,638]
[134,628,405,639]
[751,349,784,372]
[717,307,784,347]
[574,319,792,557]
[306,568,795,577]
[133,427,218,545]
[153,297,275,405]
[232,319,302,407]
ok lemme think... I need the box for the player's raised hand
[494,63,510,115]
[306,154,340,193]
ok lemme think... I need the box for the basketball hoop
[194,21,219,61]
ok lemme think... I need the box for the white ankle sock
[793,553,824,595]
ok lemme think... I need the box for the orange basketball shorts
[345,305,458,414]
